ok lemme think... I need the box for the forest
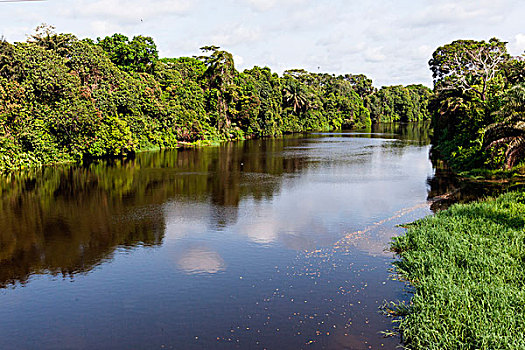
[389,37,525,350]
[0,25,431,172]
[429,38,525,172]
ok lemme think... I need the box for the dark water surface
[0,124,434,349]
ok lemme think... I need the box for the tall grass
[391,191,525,349]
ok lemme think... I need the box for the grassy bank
[391,191,525,349]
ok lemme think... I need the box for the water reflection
[0,122,439,350]
[176,245,226,275]
[0,137,311,287]
[0,125,437,287]
[0,165,166,287]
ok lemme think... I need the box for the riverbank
[1,29,436,173]
[390,190,525,349]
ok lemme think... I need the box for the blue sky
[1,0,524,87]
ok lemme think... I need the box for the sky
[1,0,524,87]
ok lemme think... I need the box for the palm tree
[27,24,76,57]
[283,79,309,114]
[197,46,236,131]
[483,84,525,169]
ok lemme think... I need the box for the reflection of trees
[370,122,432,145]
[427,159,515,212]
[0,136,307,287]
[208,138,308,204]
[0,124,443,287]
[205,137,308,229]
[0,164,167,288]
[336,122,432,161]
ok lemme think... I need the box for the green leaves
[484,84,525,169]
[428,38,522,171]
[367,85,432,123]
[429,38,509,102]
[0,27,427,172]
[97,33,159,73]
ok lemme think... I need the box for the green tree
[282,77,310,114]
[97,34,159,73]
[343,74,375,98]
[428,38,511,170]
[0,27,415,172]
[429,38,509,102]
[197,46,237,132]
[484,84,525,169]
[367,85,432,123]
[0,39,14,79]
[27,23,78,57]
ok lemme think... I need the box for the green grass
[457,164,525,181]
[391,191,525,349]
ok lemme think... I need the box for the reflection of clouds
[163,202,210,242]
[234,196,335,251]
[176,247,226,275]
[162,135,433,256]
[242,220,278,244]
[236,207,279,245]
[234,142,432,251]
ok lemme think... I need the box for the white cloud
[1,0,524,86]
[510,33,525,56]
[211,24,261,47]
[238,0,306,13]
[69,0,195,23]
[364,47,386,63]
[176,247,226,275]
[89,21,125,38]
[243,0,278,12]
[410,3,487,27]
[233,54,245,67]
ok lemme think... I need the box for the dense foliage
[367,84,432,123]
[391,191,525,349]
[429,38,525,170]
[0,27,432,172]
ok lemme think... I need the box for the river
[0,123,435,349]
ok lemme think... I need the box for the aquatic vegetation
[391,191,525,349]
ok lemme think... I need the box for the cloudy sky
[1,0,524,87]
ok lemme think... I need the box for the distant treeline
[0,25,431,171]
[428,38,525,171]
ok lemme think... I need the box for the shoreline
[390,190,525,349]
[1,125,397,175]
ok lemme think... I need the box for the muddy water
[0,123,434,349]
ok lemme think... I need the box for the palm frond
[505,138,525,168]
[484,88,525,168]
[486,137,515,150]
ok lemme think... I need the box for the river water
[0,123,434,349]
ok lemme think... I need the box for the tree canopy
[429,38,509,102]
[0,26,432,172]
[97,33,159,73]
[429,38,525,170]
